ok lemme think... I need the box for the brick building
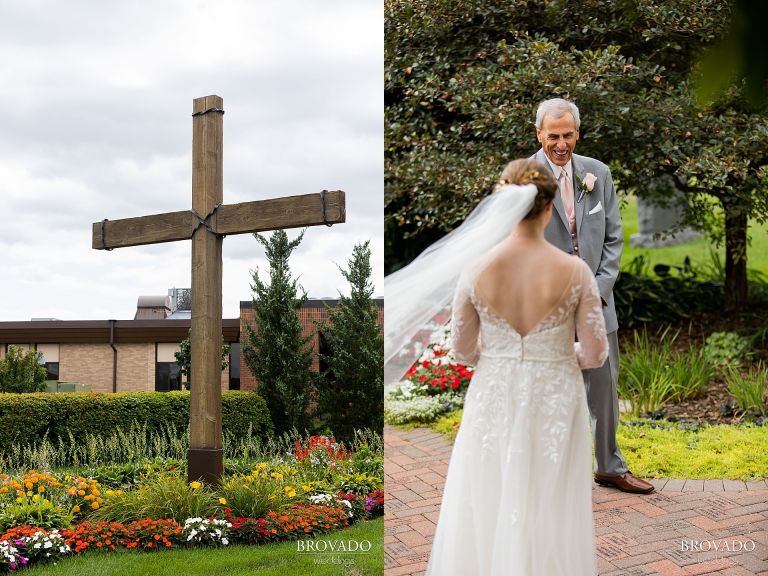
[0,319,238,393]
[0,296,383,393]
[238,298,384,391]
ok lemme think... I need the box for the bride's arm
[574,261,609,369]
[450,280,481,365]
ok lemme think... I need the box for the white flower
[582,172,597,192]
[221,538,229,546]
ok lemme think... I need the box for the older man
[531,98,654,494]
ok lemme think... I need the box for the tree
[317,241,384,442]
[0,345,47,393]
[385,0,768,311]
[242,230,314,435]
[174,331,231,390]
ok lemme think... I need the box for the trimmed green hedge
[0,391,273,451]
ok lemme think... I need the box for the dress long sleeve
[450,279,480,366]
[574,262,609,369]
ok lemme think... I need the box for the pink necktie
[560,167,575,223]
[560,168,578,253]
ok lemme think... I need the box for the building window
[35,344,60,382]
[45,362,60,381]
[156,362,181,392]
[229,343,240,390]
[156,343,182,392]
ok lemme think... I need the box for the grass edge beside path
[23,517,384,576]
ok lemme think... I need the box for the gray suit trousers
[583,330,628,475]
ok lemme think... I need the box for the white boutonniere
[577,172,597,193]
[576,172,597,202]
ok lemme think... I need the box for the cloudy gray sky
[0,0,382,321]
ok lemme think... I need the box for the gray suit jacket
[533,149,622,333]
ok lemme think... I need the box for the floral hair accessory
[519,169,542,183]
[497,170,542,188]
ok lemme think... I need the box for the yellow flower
[270,472,283,480]
[301,485,311,492]
[38,486,45,493]
[219,498,227,505]
[78,490,85,496]
[189,481,202,489]
[32,494,40,503]
[91,501,99,510]
[26,491,33,497]
[72,505,80,513]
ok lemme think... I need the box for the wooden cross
[91,95,345,484]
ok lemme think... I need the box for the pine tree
[242,230,314,435]
[318,241,383,441]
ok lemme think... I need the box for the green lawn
[24,518,383,576]
[620,195,768,276]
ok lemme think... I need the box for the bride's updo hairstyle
[495,159,557,220]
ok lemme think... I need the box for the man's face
[536,112,579,166]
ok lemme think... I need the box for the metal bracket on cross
[190,204,223,237]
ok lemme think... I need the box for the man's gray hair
[535,98,580,130]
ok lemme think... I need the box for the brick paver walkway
[385,425,768,576]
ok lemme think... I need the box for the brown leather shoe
[594,471,655,494]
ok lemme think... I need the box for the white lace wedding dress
[425,259,608,576]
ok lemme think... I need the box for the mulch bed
[618,307,768,426]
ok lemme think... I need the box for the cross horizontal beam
[92,190,345,250]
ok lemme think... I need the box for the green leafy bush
[337,472,383,495]
[347,445,383,478]
[704,332,753,370]
[219,473,292,519]
[725,363,768,417]
[0,345,47,393]
[92,474,218,524]
[618,328,716,416]
[614,257,723,328]
[0,499,72,532]
[667,344,716,401]
[0,391,273,454]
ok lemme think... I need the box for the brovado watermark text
[297,539,373,554]
[680,539,756,552]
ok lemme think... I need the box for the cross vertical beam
[188,95,224,484]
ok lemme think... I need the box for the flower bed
[0,434,383,571]
[385,342,471,425]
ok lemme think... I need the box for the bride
[385,159,608,575]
